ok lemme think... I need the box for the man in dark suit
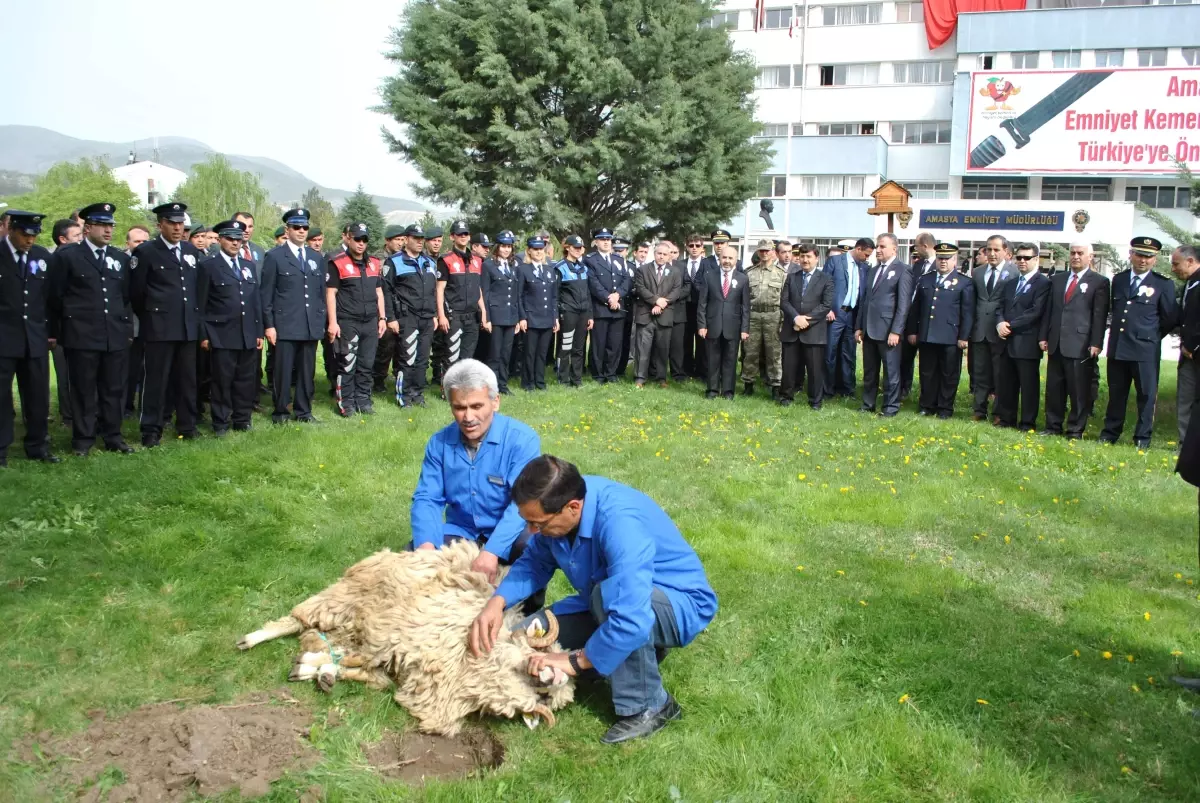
[697,245,750,398]
[1172,245,1200,446]
[823,238,871,400]
[970,235,1017,421]
[855,233,912,417]
[901,232,937,400]
[1039,242,1110,439]
[0,212,60,466]
[1100,237,1179,448]
[633,243,685,388]
[994,243,1051,430]
[699,229,738,274]
[586,228,630,383]
[678,234,708,379]
[46,202,136,456]
[779,244,834,409]
[906,243,975,419]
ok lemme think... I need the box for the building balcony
[789,135,890,175]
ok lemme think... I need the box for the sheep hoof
[236,635,254,651]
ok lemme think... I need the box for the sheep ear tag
[522,713,542,730]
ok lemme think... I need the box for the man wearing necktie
[905,243,975,419]
[994,243,1051,430]
[584,228,630,383]
[779,244,834,409]
[678,234,708,379]
[697,246,750,398]
[901,233,937,401]
[632,243,684,388]
[824,238,871,401]
[970,235,1015,421]
[1173,246,1200,446]
[130,202,203,448]
[1100,237,1179,448]
[854,233,912,417]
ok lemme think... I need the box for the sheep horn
[532,703,556,729]
[524,610,560,649]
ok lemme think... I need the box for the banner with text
[966,67,1200,174]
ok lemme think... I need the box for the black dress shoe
[37,454,62,464]
[880,411,897,418]
[108,443,137,454]
[73,448,89,457]
[360,406,376,415]
[705,391,718,399]
[810,403,823,411]
[742,382,754,396]
[0,456,7,467]
[721,392,734,400]
[917,410,932,417]
[1037,429,1059,437]
[1097,437,1116,445]
[213,429,229,438]
[179,431,198,440]
[936,412,951,420]
[141,437,160,448]
[297,416,323,424]
[778,398,792,407]
[1134,439,1151,449]
[600,696,681,745]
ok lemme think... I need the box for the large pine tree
[336,184,387,245]
[378,0,768,240]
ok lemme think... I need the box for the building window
[901,181,950,199]
[1138,48,1167,66]
[1052,51,1082,68]
[1185,48,1200,66]
[1011,52,1039,69]
[890,121,951,144]
[962,180,1028,200]
[764,7,793,28]
[759,175,788,197]
[756,66,792,89]
[818,122,876,136]
[896,2,924,22]
[819,63,881,86]
[1157,0,1191,4]
[978,54,995,70]
[1095,49,1125,67]
[1042,182,1111,201]
[703,10,742,29]
[1125,185,1191,208]
[820,3,882,26]
[759,124,789,137]
[797,175,867,198]
[892,61,954,84]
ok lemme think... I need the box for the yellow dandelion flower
[1126,654,1135,663]
[976,699,989,705]
[1121,766,1132,775]
[836,569,846,576]
[1172,650,1184,657]
[796,565,805,572]
[797,473,806,480]
[1148,676,1155,685]
[1004,535,1011,544]
[1176,573,1184,580]
[898,693,910,704]
[859,599,868,606]
[1131,684,1141,692]
[1102,651,1113,660]
[1072,649,1080,658]
[1143,612,1151,621]
[319,464,325,469]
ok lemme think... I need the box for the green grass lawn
[2,361,1199,802]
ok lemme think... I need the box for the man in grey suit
[970,235,1016,421]
[779,244,834,409]
[855,233,912,417]
[633,243,685,388]
[697,245,750,399]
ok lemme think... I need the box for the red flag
[753,0,766,32]
[925,0,1026,50]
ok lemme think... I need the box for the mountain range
[0,125,427,215]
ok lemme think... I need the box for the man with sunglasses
[327,222,392,416]
[261,208,326,423]
[994,243,1050,430]
[678,234,708,379]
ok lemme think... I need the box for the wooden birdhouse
[868,181,913,233]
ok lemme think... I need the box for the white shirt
[289,242,307,263]
[5,236,22,262]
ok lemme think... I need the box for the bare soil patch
[363,729,504,784]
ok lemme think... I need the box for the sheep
[237,539,574,734]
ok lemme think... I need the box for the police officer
[197,220,262,435]
[261,208,326,423]
[586,228,629,383]
[388,224,438,406]
[434,220,488,387]
[46,203,136,456]
[1100,237,1179,448]
[471,232,494,362]
[905,243,975,419]
[0,211,59,466]
[518,236,559,391]
[701,229,737,273]
[613,237,637,377]
[131,202,202,447]
[327,222,391,417]
[555,235,592,387]
[482,230,521,394]
[373,224,408,393]
[742,239,786,398]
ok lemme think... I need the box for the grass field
[2,361,1199,802]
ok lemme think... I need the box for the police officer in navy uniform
[327,222,392,416]
[388,224,438,406]
[614,237,637,377]
[586,227,629,383]
[261,208,326,423]
[481,230,521,394]
[555,235,592,387]
[518,235,559,390]
[46,203,136,456]
[0,211,60,466]
[197,220,262,435]
[1100,237,1179,448]
[905,243,975,419]
[130,202,202,447]
[434,220,488,386]
[470,231,494,362]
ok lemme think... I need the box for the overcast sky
[1,0,425,199]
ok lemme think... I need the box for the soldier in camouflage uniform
[741,239,786,398]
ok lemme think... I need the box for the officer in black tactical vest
[326,222,392,416]
[434,220,488,389]
[389,224,439,406]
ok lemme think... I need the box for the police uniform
[469,233,494,363]
[261,208,326,423]
[434,220,484,378]
[197,220,262,434]
[389,224,438,406]
[614,237,637,378]
[742,240,787,395]
[482,230,521,394]
[327,222,390,416]
[518,236,559,390]
[373,224,407,392]
[904,244,975,418]
[1100,237,1179,447]
[0,212,59,465]
[585,228,630,383]
[555,236,591,387]
[46,203,135,455]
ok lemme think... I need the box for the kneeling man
[469,455,718,744]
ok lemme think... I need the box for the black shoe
[600,696,682,745]
[213,429,229,438]
[881,411,898,418]
[810,403,823,411]
[233,424,252,432]
[35,454,62,464]
[0,456,6,468]
[860,406,876,414]
[271,416,288,425]
[73,449,89,457]
[360,406,376,415]
[721,392,734,400]
[1065,432,1082,440]
[141,437,160,448]
[297,416,323,424]
[1098,437,1117,445]
[778,398,792,407]
[936,412,952,420]
[1037,429,1059,437]
[252,403,263,413]
[742,382,754,396]
[917,410,932,416]
[705,391,718,399]
[1135,439,1151,449]
[179,431,197,440]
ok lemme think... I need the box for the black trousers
[996,354,1041,429]
[523,327,553,390]
[51,344,71,423]
[321,338,336,391]
[0,354,50,458]
[1102,358,1159,444]
[488,325,516,392]
[618,310,634,378]
[862,337,902,415]
[141,340,197,439]
[970,340,1004,417]
[66,347,128,451]
[509,331,525,382]
[373,329,398,389]
[780,342,825,405]
[900,338,918,396]
[590,316,625,382]
[917,343,963,416]
[209,347,258,431]
[333,319,379,416]
[125,337,143,415]
[556,311,589,386]
[396,315,434,404]
[196,340,211,408]
[668,319,688,380]
[449,309,480,367]
[273,339,317,422]
[705,337,739,395]
[262,342,273,391]
[683,305,705,378]
[1045,352,1094,436]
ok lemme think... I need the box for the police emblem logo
[130,256,138,269]
[104,204,112,213]
[308,259,317,270]
[173,204,181,211]
[184,254,196,267]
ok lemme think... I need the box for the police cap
[934,242,959,258]
[79,203,117,224]
[496,230,515,245]
[450,219,470,235]
[306,227,323,240]
[6,210,45,234]
[402,224,426,239]
[527,235,547,249]
[188,224,208,237]
[282,207,310,226]
[592,227,614,240]
[348,222,370,240]
[1130,236,1162,257]
[470,232,492,247]
[215,220,247,240]
[710,229,732,243]
[151,202,188,222]
[563,234,585,248]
